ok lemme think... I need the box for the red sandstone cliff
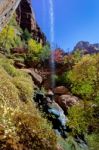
[16,0,46,45]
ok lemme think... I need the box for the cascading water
[49,0,56,89]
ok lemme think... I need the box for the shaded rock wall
[16,0,46,45]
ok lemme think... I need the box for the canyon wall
[16,0,46,45]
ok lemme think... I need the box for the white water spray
[49,0,54,44]
[49,0,55,88]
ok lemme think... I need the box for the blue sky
[32,0,99,51]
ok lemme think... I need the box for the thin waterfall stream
[49,0,56,89]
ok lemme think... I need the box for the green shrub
[22,28,32,41]
[0,67,20,107]
[67,101,93,135]
[12,76,33,102]
[28,39,42,55]
[39,44,51,62]
[25,39,43,63]
[67,55,97,99]
[87,134,99,150]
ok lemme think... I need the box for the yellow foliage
[0,67,20,108]
[0,25,16,52]
[12,76,33,102]
[28,38,42,54]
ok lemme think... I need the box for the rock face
[74,41,99,54]
[16,0,46,45]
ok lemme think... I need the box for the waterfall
[49,0,55,89]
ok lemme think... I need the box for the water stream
[49,0,56,89]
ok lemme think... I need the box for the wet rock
[54,86,69,95]
[56,94,79,111]
[34,88,45,106]
[47,102,68,126]
[21,68,43,85]
[47,89,54,96]
[34,89,68,138]
[46,89,54,102]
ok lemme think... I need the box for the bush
[39,44,51,62]
[67,101,93,135]
[0,14,23,54]
[0,67,20,107]
[27,39,42,55]
[0,25,22,54]
[87,134,99,150]
[25,39,43,64]
[22,29,32,41]
[67,55,97,99]
[12,76,33,102]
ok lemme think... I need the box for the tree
[39,43,51,62]
[22,29,32,41]
[28,39,42,55]
[67,55,97,99]
[67,101,93,135]
[26,39,43,63]
[0,25,15,53]
[67,54,99,139]
[52,48,64,64]
[0,14,24,54]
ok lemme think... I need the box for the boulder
[21,68,43,85]
[56,94,79,111]
[54,86,69,95]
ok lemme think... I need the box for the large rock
[54,86,69,95]
[56,94,79,111]
[21,68,43,85]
